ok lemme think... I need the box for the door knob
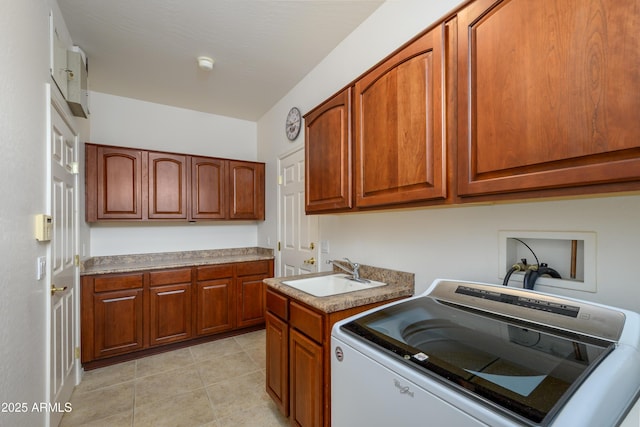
[304,257,316,265]
[51,285,68,296]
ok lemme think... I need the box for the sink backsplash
[331,264,414,288]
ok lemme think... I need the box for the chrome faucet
[326,258,369,283]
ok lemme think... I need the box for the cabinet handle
[51,285,68,296]
[304,257,316,265]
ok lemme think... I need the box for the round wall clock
[285,107,302,141]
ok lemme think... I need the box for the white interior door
[278,147,318,277]
[48,90,79,427]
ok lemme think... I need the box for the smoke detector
[197,56,215,70]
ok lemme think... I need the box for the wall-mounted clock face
[286,107,301,141]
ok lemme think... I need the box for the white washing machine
[331,279,640,426]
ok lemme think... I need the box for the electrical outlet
[498,231,597,292]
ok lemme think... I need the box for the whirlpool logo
[393,379,414,397]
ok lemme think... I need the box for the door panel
[191,156,227,219]
[355,27,446,207]
[304,87,353,213]
[229,161,265,220]
[279,148,318,277]
[148,152,187,219]
[96,146,143,219]
[49,93,79,427]
[94,289,144,358]
[236,274,266,328]
[457,0,640,196]
[149,283,192,346]
[196,279,235,335]
[289,329,323,427]
[266,311,289,416]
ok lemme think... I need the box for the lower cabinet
[265,287,399,427]
[93,287,144,359]
[81,259,273,366]
[266,311,289,416]
[289,328,323,427]
[236,260,270,328]
[148,268,193,346]
[85,272,145,360]
[195,265,235,336]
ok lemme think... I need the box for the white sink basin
[282,273,387,297]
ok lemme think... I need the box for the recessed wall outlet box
[498,230,596,293]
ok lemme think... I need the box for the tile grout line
[191,345,219,424]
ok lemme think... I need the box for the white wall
[0,1,63,425]
[257,0,640,313]
[87,92,260,256]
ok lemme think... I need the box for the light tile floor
[61,329,289,427]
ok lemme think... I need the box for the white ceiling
[57,0,384,121]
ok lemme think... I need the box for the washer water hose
[503,261,527,286]
[523,263,562,290]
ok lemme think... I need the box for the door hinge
[278,175,283,185]
[278,241,281,251]
[74,347,80,359]
[74,254,80,266]
[70,162,79,175]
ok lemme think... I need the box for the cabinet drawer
[197,264,234,281]
[149,268,192,286]
[236,260,270,276]
[94,273,144,292]
[266,288,288,321]
[290,301,323,343]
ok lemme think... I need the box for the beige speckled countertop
[81,247,274,275]
[264,264,414,314]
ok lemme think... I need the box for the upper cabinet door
[457,0,640,197]
[354,26,447,208]
[191,156,227,219]
[91,145,144,220]
[304,87,353,213]
[148,152,188,219]
[229,161,265,220]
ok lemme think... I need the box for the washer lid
[341,292,615,426]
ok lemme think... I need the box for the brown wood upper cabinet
[456,0,640,197]
[86,143,265,222]
[305,0,640,211]
[148,152,188,219]
[89,145,144,220]
[354,25,447,208]
[229,161,265,220]
[191,156,227,219]
[304,87,353,213]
